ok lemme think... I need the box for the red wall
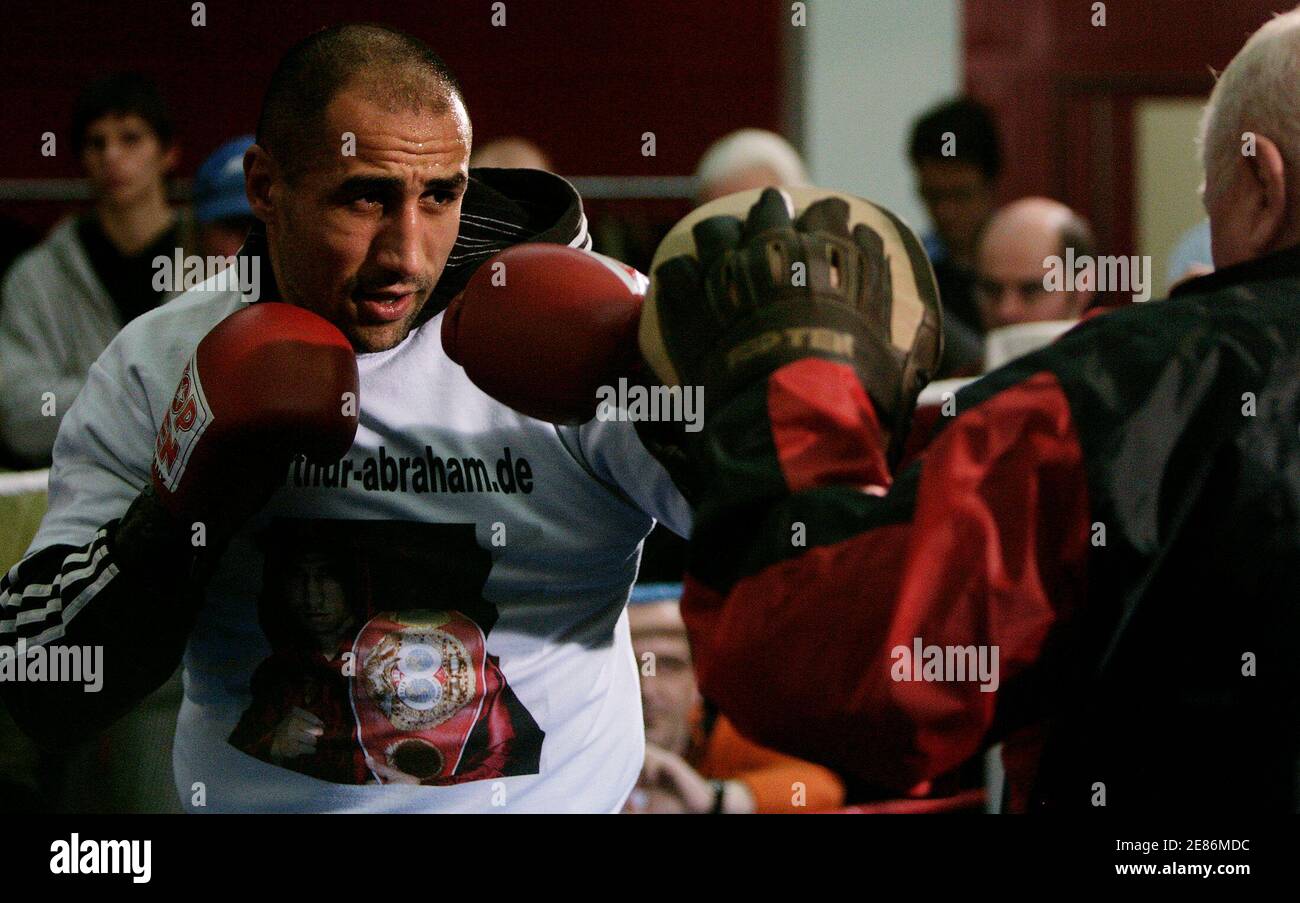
[965,0,1283,256]
[1,0,786,232]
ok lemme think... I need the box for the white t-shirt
[32,277,690,813]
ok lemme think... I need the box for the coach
[642,12,1300,812]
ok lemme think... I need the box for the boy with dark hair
[0,72,195,466]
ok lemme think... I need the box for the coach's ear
[243,143,280,224]
[1232,133,1288,260]
[1247,134,1289,250]
[1208,132,1291,269]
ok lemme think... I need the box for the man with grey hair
[650,10,1300,812]
[693,128,809,204]
[1198,11,1300,269]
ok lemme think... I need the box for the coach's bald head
[1200,8,1300,269]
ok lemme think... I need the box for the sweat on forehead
[344,68,458,119]
[288,74,464,176]
[256,23,466,177]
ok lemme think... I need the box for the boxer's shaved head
[256,23,468,180]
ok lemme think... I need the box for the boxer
[1,23,688,814]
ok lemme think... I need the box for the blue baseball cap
[193,135,254,226]
[629,582,683,605]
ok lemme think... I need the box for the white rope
[0,469,50,497]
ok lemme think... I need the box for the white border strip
[0,469,50,498]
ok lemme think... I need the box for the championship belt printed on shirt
[227,519,545,785]
[350,609,490,783]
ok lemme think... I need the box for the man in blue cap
[193,135,257,260]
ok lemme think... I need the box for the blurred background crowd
[0,0,1271,812]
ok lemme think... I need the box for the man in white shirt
[1,23,688,814]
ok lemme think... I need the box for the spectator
[0,73,194,466]
[623,584,845,814]
[975,197,1096,333]
[469,136,552,171]
[1166,218,1213,289]
[0,216,38,288]
[694,128,808,204]
[906,199,1096,478]
[0,217,39,470]
[908,96,1002,373]
[193,135,257,259]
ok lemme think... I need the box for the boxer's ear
[244,144,278,224]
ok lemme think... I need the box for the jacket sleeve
[680,358,1091,792]
[0,258,90,465]
[0,340,196,749]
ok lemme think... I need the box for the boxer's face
[252,84,471,352]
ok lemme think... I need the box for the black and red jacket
[681,243,1300,813]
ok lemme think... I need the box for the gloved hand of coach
[638,186,944,468]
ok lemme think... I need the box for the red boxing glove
[152,303,359,535]
[441,245,645,424]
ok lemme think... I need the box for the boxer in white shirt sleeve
[0,23,689,814]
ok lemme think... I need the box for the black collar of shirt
[1170,241,1300,298]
